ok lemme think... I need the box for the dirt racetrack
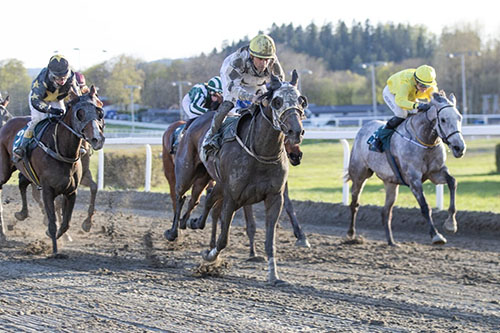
[0,184,499,332]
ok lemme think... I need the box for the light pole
[361,61,387,117]
[125,85,141,133]
[448,51,481,123]
[172,81,192,120]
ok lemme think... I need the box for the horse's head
[263,69,306,145]
[66,85,105,150]
[428,91,466,158]
[285,138,303,166]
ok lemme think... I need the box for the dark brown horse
[165,71,306,285]
[162,120,309,258]
[0,87,105,255]
[14,142,97,234]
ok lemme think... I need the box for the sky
[2,0,498,70]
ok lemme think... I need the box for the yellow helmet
[414,65,436,86]
[249,34,276,59]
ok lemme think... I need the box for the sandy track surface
[1,185,499,332]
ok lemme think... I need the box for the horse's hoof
[14,211,28,221]
[201,249,218,262]
[443,220,458,234]
[81,218,92,232]
[164,229,177,242]
[432,233,447,245]
[295,238,311,248]
[388,242,400,247]
[7,224,14,231]
[179,220,187,230]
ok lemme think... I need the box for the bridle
[434,104,462,145]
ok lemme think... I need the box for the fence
[97,125,500,210]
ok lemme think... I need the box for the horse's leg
[14,173,31,222]
[0,150,14,243]
[209,200,222,249]
[408,181,446,245]
[80,163,97,232]
[56,192,76,240]
[382,182,399,246]
[242,205,257,258]
[263,192,285,285]
[182,174,211,229]
[202,196,236,262]
[163,151,177,212]
[347,168,372,239]
[429,167,458,233]
[42,187,59,254]
[283,182,310,248]
[190,182,222,230]
[0,187,5,243]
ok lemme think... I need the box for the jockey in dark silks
[12,55,81,162]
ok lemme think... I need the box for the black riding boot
[370,116,405,153]
[203,100,234,152]
[12,133,32,163]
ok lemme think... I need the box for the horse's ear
[290,69,299,87]
[269,74,282,91]
[449,93,457,106]
[90,85,97,96]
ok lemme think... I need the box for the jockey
[203,34,285,151]
[370,64,438,152]
[170,76,223,154]
[182,76,223,120]
[13,54,81,162]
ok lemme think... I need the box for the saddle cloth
[12,119,51,154]
[367,125,395,153]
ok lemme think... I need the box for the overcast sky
[2,0,497,69]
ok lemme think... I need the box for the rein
[436,105,461,145]
[235,104,284,165]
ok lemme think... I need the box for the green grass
[286,138,500,213]
[11,138,499,213]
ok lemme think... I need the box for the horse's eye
[441,118,446,123]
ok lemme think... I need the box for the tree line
[1,20,498,116]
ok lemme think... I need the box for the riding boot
[12,130,33,163]
[370,116,405,153]
[203,100,234,152]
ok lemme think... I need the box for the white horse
[347,91,466,246]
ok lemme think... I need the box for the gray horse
[347,91,466,246]
[165,71,306,285]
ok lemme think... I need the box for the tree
[0,59,32,115]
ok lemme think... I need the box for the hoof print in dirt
[24,240,52,256]
[192,260,230,278]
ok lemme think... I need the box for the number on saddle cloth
[12,119,52,154]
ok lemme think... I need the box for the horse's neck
[248,106,284,156]
[407,111,438,143]
[53,115,81,157]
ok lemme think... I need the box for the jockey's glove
[48,107,64,116]
[416,103,431,112]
